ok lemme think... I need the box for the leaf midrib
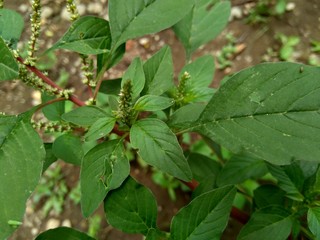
[198,108,320,128]
[112,1,156,48]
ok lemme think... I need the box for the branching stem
[17,56,85,106]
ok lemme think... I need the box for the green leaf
[216,154,268,186]
[81,139,129,217]
[187,153,222,198]
[170,186,236,240]
[97,43,126,73]
[48,16,111,55]
[41,93,65,121]
[122,57,145,99]
[187,152,221,183]
[237,207,293,240]
[0,114,45,239]
[43,143,58,172]
[267,163,304,201]
[195,62,320,165]
[253,185,286,209]
[52,133,83,166]
[134,95,174,112]
[178,55,216,102]
[0,9,24,48]
[314,167,320,192]
[99,78,122,95]
[168,103,206,131]
[308,207,320,239]
[142,46,174,95]
[130,118,192,181]
[35,227,95,240]
[180,55,215,88]
[0,37,19,81]
[85,117,116,141]
[109,0,194,49]
[299,161,319,179]
[104,176,157,235]
[146,229,168,240]
[173,0,231,58]
[62,106,108,127]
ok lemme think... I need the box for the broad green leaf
[122,57,145,99]
[191,175,215,198]
[130,118,192,181]
[99,78,122,95]
[109,0,194,49]
[195,62,320,165]
[237,206,293,240]
[171,186,236,240]
[48,16,111,54]
[268,163,304,201]
[0,37,19,80]
[134,95,174,112]
[173,0,231,58]
[146,229,168,240]
[52,133,83,166]
[217,154,268,186]
[85,117,116,141]
[253,185,286,209]
[180,55,215,88]
[299,161,319,179]
[298,161,319,194]
[0,9,24,48]
[104,176,157,235]
[35,227,95,240]
[168,103,206,131]
[142,46,174,95]
[41,93,65,121]
[43,143,57,172]
[81,139,129,217]
[178,55,215,102]
[314,167,320,192]
[62,106,108,127]
[187,152,221,197]
[187,152,221,182]
[97,43,126,73]
[0,114,45,239]
[308,207,320,239]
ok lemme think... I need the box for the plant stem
[17,57,85,106]
[92,63,108,101]
[92,45,117,101]
[230,207,250,225]
[301,226,315,240]
[35,97,66,113]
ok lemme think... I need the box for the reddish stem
[182,179,199,190]
[230,206,250,225]
[16,57,85,107]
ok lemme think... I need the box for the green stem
[92,62,108,101]
[35,97,66,113]
[92,45,117,101]
[301,226,315,240]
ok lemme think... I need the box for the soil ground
[2,0,320,239]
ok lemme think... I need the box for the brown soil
[2,0,320,239]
